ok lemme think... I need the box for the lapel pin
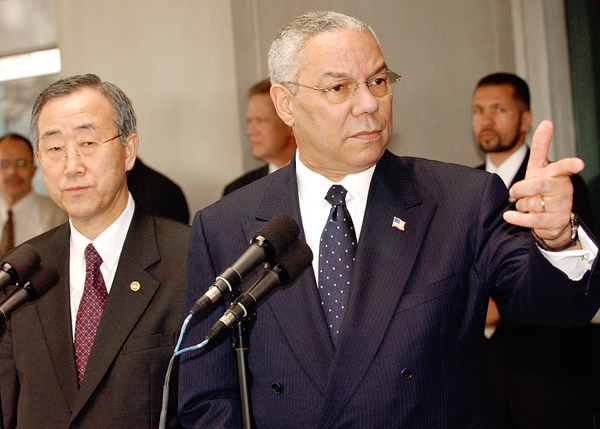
[130,281,140,292]
[392,216,406,231]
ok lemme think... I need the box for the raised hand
[502,120,583,250]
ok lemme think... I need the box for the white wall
[55,0,242,216]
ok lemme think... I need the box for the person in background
[128,156,190,224]
[223,78,296,195]
[178,11,600,428]
[0,132,66,254]
[0,74,188,428]
[473,72,596,428]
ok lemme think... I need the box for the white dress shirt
[0,191,67,246]
[69,193,135,337]
[296,152,374,283]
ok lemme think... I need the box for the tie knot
[325,185,348,207]
[84,244,103,271]
[7,209,12,220]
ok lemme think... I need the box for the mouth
[351,130,381,141]
[478,129,499,141]
[63,185,89,194]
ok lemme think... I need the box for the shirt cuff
[537,228,597,281]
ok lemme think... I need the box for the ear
[521,110,533,132]
[124,133,139,171]
[270,84,295,127]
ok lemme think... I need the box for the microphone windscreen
[273,238,313,285]
[255,214,299,254]
[1,243,41,280]
[24,261,59,300]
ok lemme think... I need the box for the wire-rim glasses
[36,134,123,167]
[284,70,400,104]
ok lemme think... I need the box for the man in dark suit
[178,12,600,428]
[0,74,189,428]
[128,156,190,224]
[473,72,597,427]
[223,78,296,196]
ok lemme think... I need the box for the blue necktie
[318,185,357,346]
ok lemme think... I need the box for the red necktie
[73,244,108,385]
[0,209,15,254]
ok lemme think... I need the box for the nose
[351,82,379,115]
[63,147,84,175]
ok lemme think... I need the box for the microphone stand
[233,319,255,429]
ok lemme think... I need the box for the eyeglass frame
[35,134,123,165]
[282,69,401,104]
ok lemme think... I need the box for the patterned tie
[74,244,108,385]
[318,185,357,346]
[0,209,14,254]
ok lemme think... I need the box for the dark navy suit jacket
[179,150,600,428]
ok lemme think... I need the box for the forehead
[0,138,32,157]
[472,84,517,104]
[300,29,384,81]
[38,88,115,136]
[247,94,276,114]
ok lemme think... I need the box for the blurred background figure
[223,78,296,196]
[127,157,190,224]
[0,132,66,254]
[472,72,596,428]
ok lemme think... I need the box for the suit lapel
[510,149,529,188]
[35,223,79,412]
[318,152,437,428]
[252,162,334,396]
[71,210,161,417]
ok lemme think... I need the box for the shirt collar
[69,193,135,273]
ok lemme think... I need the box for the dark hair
[30,74,136,151]
[475,72,530,110]
[0,133,34,155]
[248,78,271,97]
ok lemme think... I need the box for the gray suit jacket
[0,209,190,428]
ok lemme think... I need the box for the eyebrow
[40,123,98,141]
[320,63,389,82]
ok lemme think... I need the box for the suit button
[401,368,412,380]
[272,382,282,394]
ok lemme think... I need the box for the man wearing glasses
[0,74,188,428]
[179,11,600,428]
[0,133,66,253]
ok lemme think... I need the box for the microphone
[0,261,59,324]
[189,213,299,315]
[0,243,41,292]
[205,237,313,343]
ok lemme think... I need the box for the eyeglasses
[284,70,400,104]
[0,159,33,169]
[36,134,122,167]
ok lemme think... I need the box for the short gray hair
[30,74,137,151]
[267,11,381,93]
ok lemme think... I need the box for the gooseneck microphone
[205,237,313,343]
[188,214,299,315]
[0,243,41,292]
[0,261,60,324]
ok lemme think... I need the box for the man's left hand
[503,120,583,250]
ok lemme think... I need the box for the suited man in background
[473,72,597,427]
[179,12,600,428]
[0,133,66,253]
[0,74,189,428]
[223,78,296,195]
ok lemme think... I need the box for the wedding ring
[540,196,546,213]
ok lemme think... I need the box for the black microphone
[0,243,41,292]
[205,237,313,343]
[0,261,59,324]
[189,214,299,315]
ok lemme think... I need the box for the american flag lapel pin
[392,216,406,231]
